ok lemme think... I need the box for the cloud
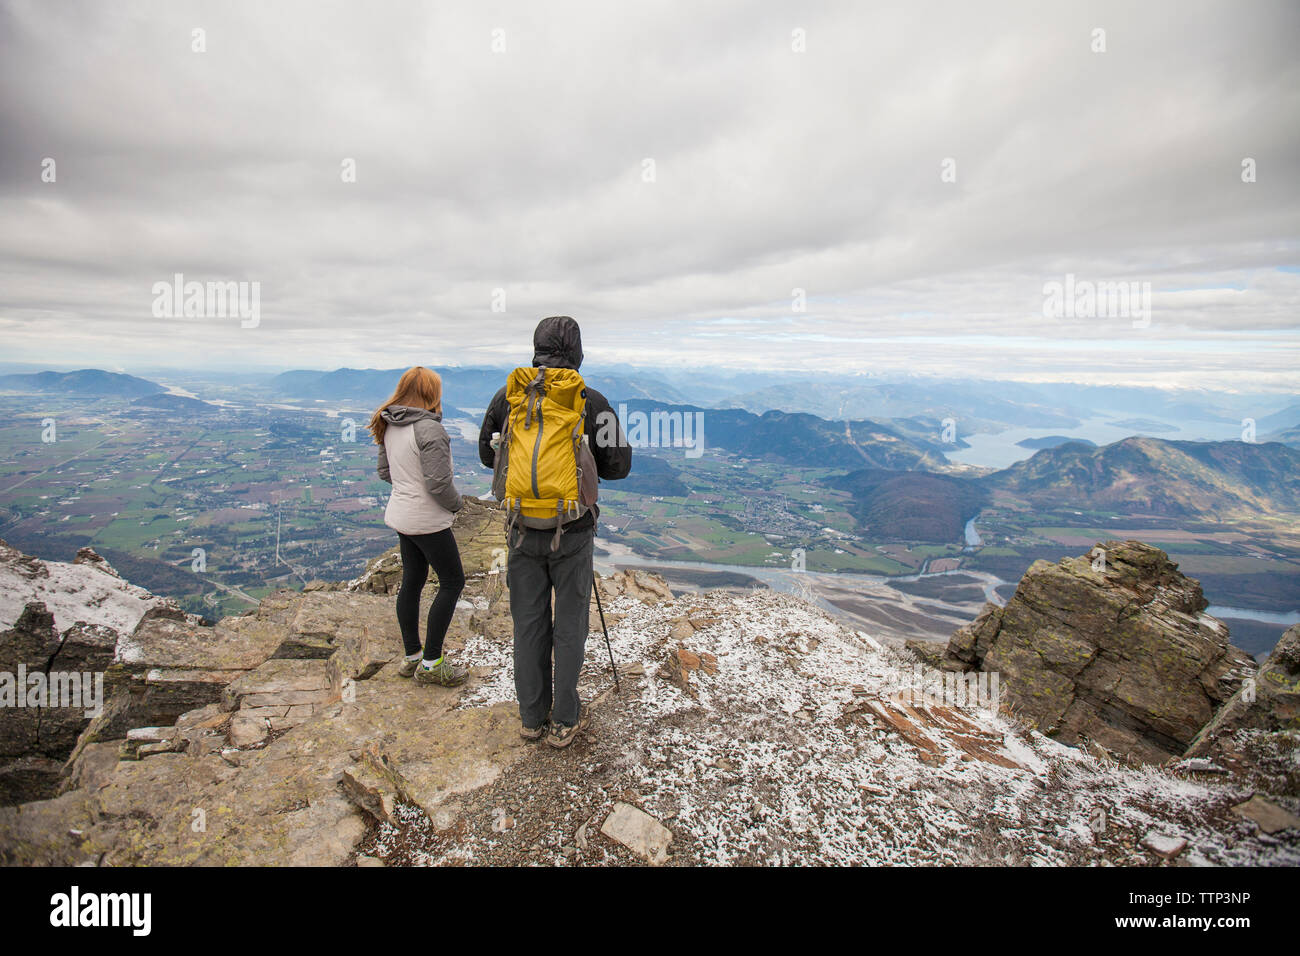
[0,0,1297,388]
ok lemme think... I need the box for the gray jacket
[377,405,462,535]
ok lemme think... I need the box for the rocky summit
[1,509,1297,866]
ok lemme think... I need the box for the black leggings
[396,529,466,661]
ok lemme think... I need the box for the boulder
[1231,795,1300,834]
[600,802,672,864]
[668,616,695,642]
[367,702,527,829]
[597,569,674,606]
[444,497,511,577]
[228,715,270,747]
[340,744,407,824]
[72,547,121,578]
[940,541,1254,764]
[350,548,404,595]
[1140,831,1188,860]
[469,587,512,640]
[0,602,60,678]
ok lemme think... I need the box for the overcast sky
[1,0,1296,389]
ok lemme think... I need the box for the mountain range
[6,366,1299,540]
[270,366,687,410]
[617,420,1300,543]
[1257,403,1300,434]
[615,399,949,472]
[989,436,1300,519]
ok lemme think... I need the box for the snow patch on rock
[0,543,169,636]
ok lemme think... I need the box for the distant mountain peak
[990,436,1300,518]
[0,368,164,398]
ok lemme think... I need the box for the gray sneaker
[397,658,421,678]
[413,658,468,687]
[520,721,549,741]
[546,705,590,750]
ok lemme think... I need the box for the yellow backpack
[492,367,599,549]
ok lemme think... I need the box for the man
[479,316,632,748]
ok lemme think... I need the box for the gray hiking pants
[508,524,594,728]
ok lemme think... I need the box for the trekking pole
[593,573,620,692]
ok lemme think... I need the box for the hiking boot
[546,705,590,750]
[413,658,468,687]
[397,657,421,678]
[519,721,549,741]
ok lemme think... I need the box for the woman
[369,366,468,687]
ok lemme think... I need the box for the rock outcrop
[1185,623,1300,794]
[0,539,196,805]
[0,605,118,803]
[940,540,1255,764]
[0,541,177,636]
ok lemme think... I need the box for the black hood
[531,315,583,370]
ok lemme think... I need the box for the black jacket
[478,316,632,531]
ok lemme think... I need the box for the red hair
[368,366,443,444]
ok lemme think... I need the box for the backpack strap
[505,500,525,550]
[571,406,584,446]
[523,368,546,430]
[550,500,565,552]
[571,405,586,502]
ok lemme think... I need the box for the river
[1206,606,1300,627]
[595,538,1011,606]
[595,538,1291,629]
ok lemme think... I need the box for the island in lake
[1015,435,1098,450]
